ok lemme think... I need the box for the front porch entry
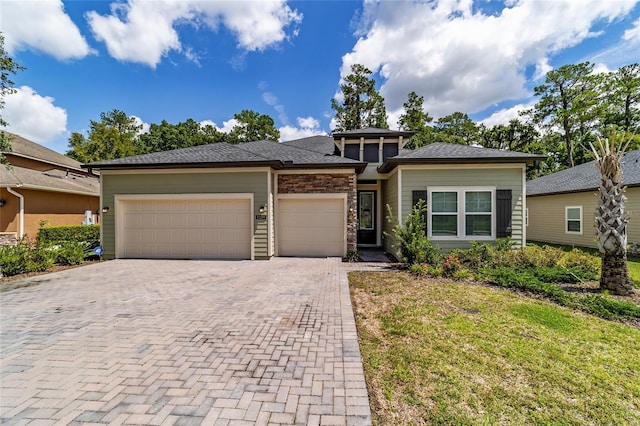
[357,189,377,246]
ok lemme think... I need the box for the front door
[357,191,376,245]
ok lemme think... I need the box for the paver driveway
[0,258,371,425]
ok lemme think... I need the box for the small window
[566,206,582,234]
[525,208,529,227]
[363,144,379,162]
[344,144,360,160]
[465,191,492,236]
[431,191,458,236]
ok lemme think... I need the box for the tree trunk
[600,252,635,296]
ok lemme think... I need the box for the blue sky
[2,0,640,154]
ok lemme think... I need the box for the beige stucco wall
[100,169,269,260]
[527,187,640,248]
[0,187,99,240]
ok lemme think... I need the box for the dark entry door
[357,191,376,245]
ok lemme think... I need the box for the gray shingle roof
[527,150,640,196]
[378,142,545,173]
[86,140,366,172]
[281,135,336,155]
[2,131,84,171]
[0,164,99,196]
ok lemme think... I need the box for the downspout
[6,186,24,239]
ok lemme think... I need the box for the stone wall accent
[0,233,18,246]
[278,173,358,252]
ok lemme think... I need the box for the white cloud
[1,0,93,60]
[479,101,536,128]
[3,86,67,142]
[340,0,638,122]
[623,16,640,42]
[279,116,326,141]
[131,116,150,135]
[87,0,302,68]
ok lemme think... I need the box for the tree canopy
[66,108,280,163]
[331,64,388,131]
[0,32,25,164]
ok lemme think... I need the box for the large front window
[429,188,495,239]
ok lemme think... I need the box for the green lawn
[628,258,640,286]
[349,271,640,425]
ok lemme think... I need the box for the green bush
[530,266,597,283]
[53,241,87,266]
[409,263,430,276]
[483,267,574,306]
[0,242,55,276]
[38,225,99,244]
[580,295,640,319]
[386,201,440,266]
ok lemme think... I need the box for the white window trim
[427,187,496,241]
[565,206,583,235]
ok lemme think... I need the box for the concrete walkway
[0,258,371,425]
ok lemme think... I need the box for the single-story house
[85,128,541,260]
[527,150,640,248]
[1,132,100,244]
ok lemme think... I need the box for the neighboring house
[527,150,640,248]
[85,129,541,260]
[0,133,100,243]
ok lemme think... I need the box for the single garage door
[278,197,345,257]
[118,197,251,259]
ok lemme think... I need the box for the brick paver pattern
[0,258,371,425]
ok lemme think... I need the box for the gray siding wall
[381,172,399,256]
[527,187,640,248]
[401,166,525,250]
[101,171,268,259]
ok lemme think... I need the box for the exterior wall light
[102,206,110,214]
[259,205,266,214]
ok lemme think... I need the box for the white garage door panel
[120,198,251,259]
[278,198,345,257]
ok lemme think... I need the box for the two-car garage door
[117,197,252,259]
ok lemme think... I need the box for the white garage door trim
[276,193,347,257]
[115,193,254,260]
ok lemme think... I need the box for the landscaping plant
[590,130,635,295]
[385,200,440,266]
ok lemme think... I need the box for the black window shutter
[496,189,512,238]
[412,190,428,235]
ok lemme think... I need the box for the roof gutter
[378,156,545,173]
[6,186,24,239]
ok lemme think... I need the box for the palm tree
[590,130,635,295]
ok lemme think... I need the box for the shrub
[453,269,472,281]
[580,295,640,319]
[0,243,32,276]
[483,267,574,306]
[557,249,600,277]
[53,241,87,266]
[409,263,430,277]
[442,255,461,277]
[386,201,440,266]
[0,241,55,276]
[38,225,100,244]
[530,266,596,284]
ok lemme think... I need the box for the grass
[349,271,640,425]
[628,258,640,286]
